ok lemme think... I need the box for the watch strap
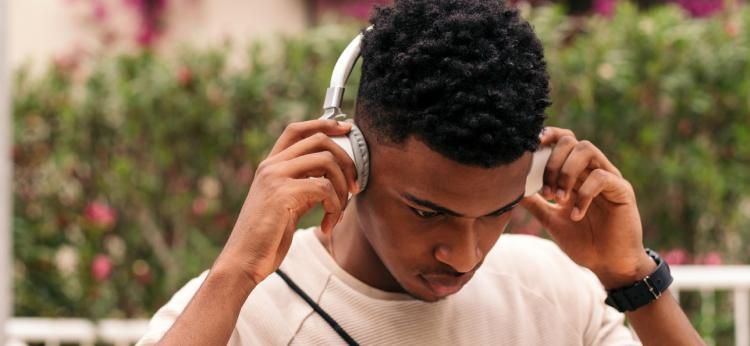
[605,248,673,312]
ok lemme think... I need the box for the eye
[409,207,442,218]
[483,204,519,219]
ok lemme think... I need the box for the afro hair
[356,0,550,168]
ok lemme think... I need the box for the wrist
[209,258,261,296]
[597,253,658,290]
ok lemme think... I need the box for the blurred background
[2,0,750,345]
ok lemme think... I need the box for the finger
[540,127,576,146]
[520,193,564,230]
[571,169,634,221]
[268,132,358,193]
[544,135,577,197]
[280,151,350,210]
[557,140,601,203]
[291,177,343,234]
[270,120,352,156]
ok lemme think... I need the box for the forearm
[157,264,256,346]
[598,255,704,346]
[625,289,705,346]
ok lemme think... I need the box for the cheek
[477,215,512,254]
[355,192,432,266]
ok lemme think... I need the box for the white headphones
[319,28,550,197]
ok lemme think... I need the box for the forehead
[369,137,531,213]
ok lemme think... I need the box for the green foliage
[12,26,358,318]
[530,3,750,262]
[11,6,750,342]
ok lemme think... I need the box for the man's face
[353,136,532,302]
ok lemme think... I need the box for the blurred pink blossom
[125,0,167,47]
[593,0,618,16]
[85,201,118,229]
[92,254,113,281]
[671,0,724,17]
[697,251,723,265]
[136,21,158,47]
[93,0,108,21]
[318,0,389,20]
[661,248,690,265]
[191,198,208,216]
[177,66,193,87]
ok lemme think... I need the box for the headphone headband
[321,26,373,120]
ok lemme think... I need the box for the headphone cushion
[347,124,370,191]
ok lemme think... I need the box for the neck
[315,202,405,293]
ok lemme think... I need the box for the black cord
[276,269,359,346]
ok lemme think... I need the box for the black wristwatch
[604,248,673,312]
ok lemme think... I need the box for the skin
[317,134,529,301]
[157,120,705,345]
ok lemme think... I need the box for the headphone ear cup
[347,124,370,192]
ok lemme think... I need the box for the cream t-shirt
[137,228,641,345]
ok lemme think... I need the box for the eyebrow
[401,192,525,218]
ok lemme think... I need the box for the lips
[420,272,474,298]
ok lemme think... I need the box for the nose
[434,218,483,273]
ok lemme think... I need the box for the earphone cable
[275,269,359,346]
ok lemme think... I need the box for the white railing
[671,265,750,346]
[5,318,150,346]
[4,265,750,346]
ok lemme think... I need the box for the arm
[157,264,256,345]
[521,127,704,346]
[626,289,703,345]
[154,119,358,345]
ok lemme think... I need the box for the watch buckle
[643,275,661,299]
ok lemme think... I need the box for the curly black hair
[355,0,550,168]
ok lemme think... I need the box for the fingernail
[338,121,350,127]
[571,207,581,220]
[542,185,552,197]
[556,189,566,201]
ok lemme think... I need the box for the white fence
[4,265,750,346]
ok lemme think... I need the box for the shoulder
[137,229,326,346]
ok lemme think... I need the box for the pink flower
[662,248,690,265]
[92,254,113,281]
[191,198,207,216]
[318,0,389,20]
[85,201,118,229]
[593,0,618,16]
[93,0,108,21]
[136,22,157,47]
[725,21,740,38]
[177,66,193,87]
[671,0,724,17]
[697,252,723,265]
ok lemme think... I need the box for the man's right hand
[214,119,359,286]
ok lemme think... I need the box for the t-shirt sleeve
[579,267,642,346]
[135,271,209,346]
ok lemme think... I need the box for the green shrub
[533,3,750,261]
[12,27,359,318]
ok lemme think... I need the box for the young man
[138,0,704,344]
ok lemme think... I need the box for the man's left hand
[521,127,656,289]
